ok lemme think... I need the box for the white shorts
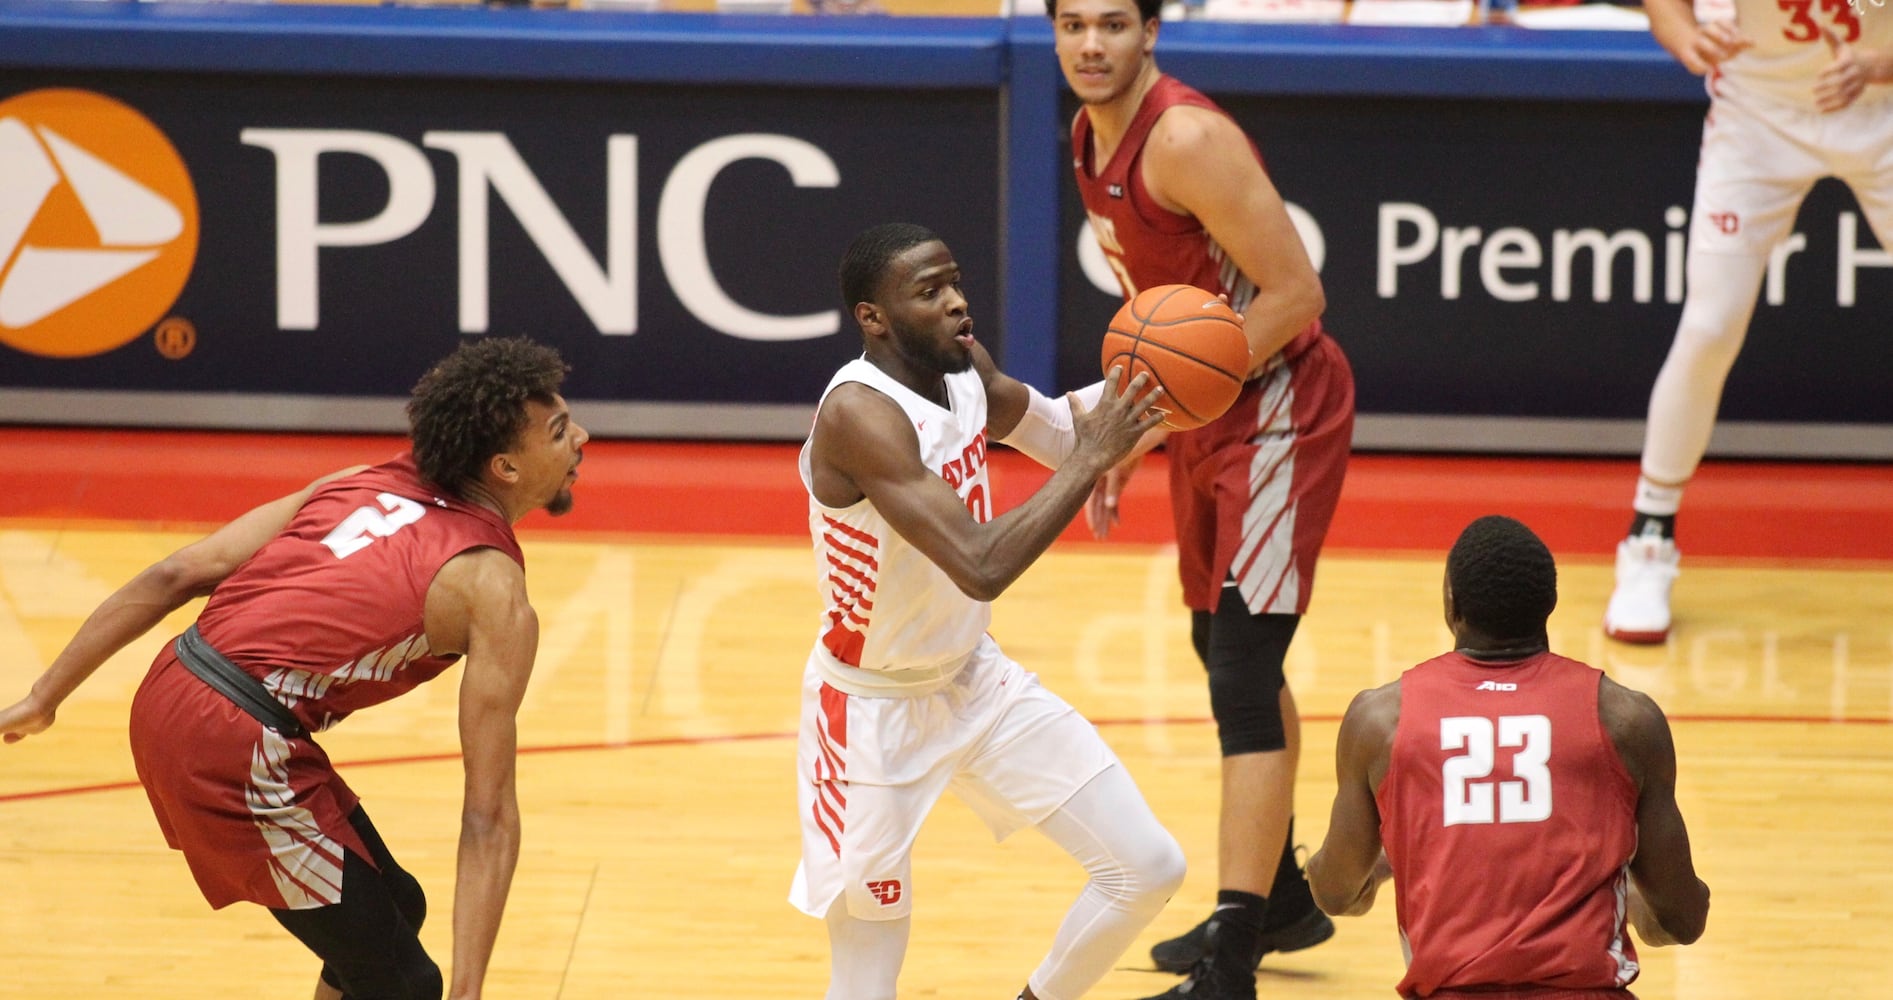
[1691,81,1893,256]
[788,635,1119,921]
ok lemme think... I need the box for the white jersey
[1703,0,1893,108]
[800,358,993,695]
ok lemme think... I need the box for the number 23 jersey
[1378,651,1641,997]
[194,453,523,732]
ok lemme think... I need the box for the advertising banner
[0,74,1003,435]
[1057,95,1893,455]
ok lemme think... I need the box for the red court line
[4,427,1890,560]
[3,711,1882,806]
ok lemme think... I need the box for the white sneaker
[1604,535,1680,644]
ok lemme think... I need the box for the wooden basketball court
[3,429,1890,998]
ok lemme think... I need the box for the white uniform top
[1704,0,1893,108]
[800,358,994,697]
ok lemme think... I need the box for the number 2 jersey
[128,454,521,909]
[1378,651,1641,997]
[194,453,523,731]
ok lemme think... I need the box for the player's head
[1047,0,1160,24]
[407,337,586,517]
[1049,0,1161,108]
[1444,515,1558,644]
[840,222,976,376]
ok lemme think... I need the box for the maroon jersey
[1378,652,1641,997]
[1072,74,1354,615]
[129,455,521,909]
[1071,74,1321,360]
[196,454,522,732]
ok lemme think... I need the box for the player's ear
[854,301,886,337]
[488,452,520,486]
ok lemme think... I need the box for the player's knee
[386,864,427,931]
[1208,665,1287,756]
[1137,832,1188,904]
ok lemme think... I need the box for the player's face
[880,240,976,376]
[1053,0,1157,107]
[509,394,588,517]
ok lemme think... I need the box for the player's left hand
[1815,25,1870,113]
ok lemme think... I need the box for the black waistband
[174,624,307,739]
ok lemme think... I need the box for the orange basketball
[1101,284,1248,431]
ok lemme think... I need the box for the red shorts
[1166,330,1354,614]
[129,650,371,910]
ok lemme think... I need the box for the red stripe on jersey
[823,533,880,573]
[822,616,866,666]
[826,553,876,590]
[822,513,879,547]
[827,573,876,612]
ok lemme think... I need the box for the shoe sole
[1604,621,1669,644]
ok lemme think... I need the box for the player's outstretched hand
[1814,25,1875,113]
[0,693,55,744]
[1682,20,1752,76]
[1071,367,1167,477]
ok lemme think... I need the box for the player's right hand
[1682,20,1752,75]
[1073,366,1167,480]
[0,695,55,744]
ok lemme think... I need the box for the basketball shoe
[1140,914,1260,1000]
[1604,532,1680,644]
[1148,871,1333,975]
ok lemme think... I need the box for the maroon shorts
[129,650,370,910]
[1166,330,1354,614]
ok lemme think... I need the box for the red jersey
[1378,651,1641,998]
[194,454,523,733]
[1071,73,1321,361]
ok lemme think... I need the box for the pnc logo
[0,88,199,358]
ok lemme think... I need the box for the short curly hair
[1446,515,1558,641]
[406,337,568,496]
[839,222,939,315]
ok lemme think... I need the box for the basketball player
[1606,0,1893,642]
[792,223,1187,1000]
[0,338,586,1000]
[1049,1,1357,995]
[1308,515,1712,998]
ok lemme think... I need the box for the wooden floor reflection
[3,527,1891,998]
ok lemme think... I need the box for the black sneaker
[1137,940,1258,1000]
[1148,906,1335,974]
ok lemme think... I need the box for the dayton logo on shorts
[1706,211,1741,236]
[865,879,903,906]
[0,89,199,358]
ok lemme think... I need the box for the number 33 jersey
[194,454,523,733]
[1706,0,1893,108]
[1378,651,1641,997]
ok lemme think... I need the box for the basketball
[1101,284,1249,431]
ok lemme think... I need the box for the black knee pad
[385,863,427,933]
[1200,588,1299,756]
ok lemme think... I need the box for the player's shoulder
[1598,673,1674,784]
[1341,679,1402,737]
[1148,102,1241,153]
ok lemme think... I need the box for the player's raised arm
[1141,106,1323,374]
[810,369,1162,602]
[0,465,365,744]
